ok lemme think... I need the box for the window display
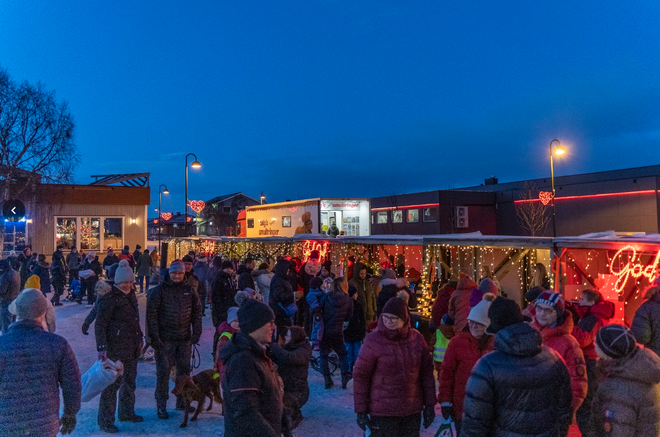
[56,218,77,249]
[423,207,437,222]
[103,218,123,249]
[407,209,419,223]
[377,211,388,224]
[393,210,403,223]
[80,217,101,251]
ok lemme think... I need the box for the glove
[60,415,76,434]
[440,403,455,420]
[356,413,370,431]
[423,405,436,429]
[81,323,89,335]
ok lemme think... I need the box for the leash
[191,343,201,370]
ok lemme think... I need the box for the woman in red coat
[353,296,436,437]
[438,298,494,430]
[532,291,588,414]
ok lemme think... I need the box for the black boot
[341,372,352,389]
[324,375,333,389]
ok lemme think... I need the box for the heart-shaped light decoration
[161,212,172,221]
[153,219,158,224]
[539,191,553,206]
[186,216,192,222]
[189,200,206,213]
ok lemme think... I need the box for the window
[423,207,437,222]
[103,218,123,249]
[377,211,388,224]
[223,206,231,213]
[371,214,374,224]
[57,218,77,249]
[247,218,254,228]
[282,216,291,227]
[392,210,403,223]
[80,217,101,251]
[407,209,419,223]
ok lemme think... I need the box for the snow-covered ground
[54,292,439,436]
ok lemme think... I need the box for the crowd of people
[2,246,660,436]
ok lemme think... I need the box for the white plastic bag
[78,269,95,279]
[81,359,124,402]
[434,417,457,437]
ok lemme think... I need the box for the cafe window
[56,218,77,249]
[377,211,388,224]
[407,209,419,223]
[423,207,438,222]
[55,217,123,251]
[392,210,403,223]
[103,218,123,249]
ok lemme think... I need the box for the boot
[324,375,334,389]
[341,372,352,389]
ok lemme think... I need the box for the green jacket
[348,262,376,324]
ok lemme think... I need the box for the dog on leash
[171,369,223,428]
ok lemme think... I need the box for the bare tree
[515,182,551,236]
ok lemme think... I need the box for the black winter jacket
[0,268,21,307]
[269,260,295,319]
[80,257,102,285]
[237,265,255,291]
[211,270,236,327]
[461,322,573,437]
[377,279,417,316]
[343,298,366,343]
[631,287,660,356]
[147,276,202,344]
[220,332,284,437]
[95,286,143,361]
[270,340,312,410]
[320,289,354,337]
[103,253,119,270]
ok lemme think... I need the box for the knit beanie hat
[382,269,396,280]
[525,286,546,303]
[323,260,332,271]
[114,259,134,283]
[87,251,96,258]
[478,278,499,296]
[468,299,492,327]
[24,275,41,290]
[222,260,233,270]
[486,297,524,334]
[237,299,275,334]
[382,296,409,322]
[310,277,324,290]
[310,250,320,260]
[182,255,194,263]
[596,324,637,359]
[535,291,565,317]
[169,259,185,273]
[227,307,239,324]
[9,288,48,320]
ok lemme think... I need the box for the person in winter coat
[320,260,335,280]
[193,255,209,315]
[592,324,660,437]
[376,269,417,316]
[310,277,354,389]
[349,262,376,325]
[237,257,256,291]
[182,255,199,296]
[461,297,573,437]
[270,259,296,341]
[0,289,81,437]
[306,277,328,350]
[147,259,202,419]
[631,277,660,356]
[344,284,366,373]
[81,280,113,335]
[353,296,436,437]
[94,261,144,432]
[531,291,588,413]
[118,245,135,270]
[220,299,283,437]
[211,260,236,328]
[150,249,160,284]
[570,289,614,437]
[23,276,56,332]
[31,254,51,297]
[431,281,457,376]
[17,247,31,288]
[135,249,153,294]
[213,307,239,381]
[296,251,322,331]
[50,247,67,305]
[102,248,120,276]
[447,273,478,334]
[0,260,21,333]
[78,251,102,306]
[132,245,142,270]
[470,277,498,307]
[270,325,313,436]
[65,247,82,286]
[252,262,274,306]
[438,298,494,431]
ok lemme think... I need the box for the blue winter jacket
[0,320,81,437]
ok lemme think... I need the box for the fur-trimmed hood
[380,277,409,289]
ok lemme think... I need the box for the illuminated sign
[302,241,329,263]
[189,200,206,213]
[609,245,660,294]
[161,212,172,221]
[539,191,552,206]
[259,219,279,236]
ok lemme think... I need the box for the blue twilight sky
[1,1,659,213]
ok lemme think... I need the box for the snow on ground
[54,292,439,436]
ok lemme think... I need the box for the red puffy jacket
[532,316,588,413]
[448,276,478,334]
[572,301,614,360]
[438,331,494,420]
[353,317,436,417]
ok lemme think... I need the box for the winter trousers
[576,358,600,437]
[155,341,192,408]
[98,358,138,427]
[52,282,64,305]
[79,279,97,305]
[369,413,421,437]
[320,333,349,377]
[345,341,362,372]
[0,306,14,334]
[137,275,147,293]
[68,268,79,285]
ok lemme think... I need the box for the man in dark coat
[0,288,81,436]
[220,299,283,437]
[182,255,199,295]
[236,257,255,291]
[211,260,236,357]
[147,259,202,419]
[296,251,321,331]
[193,255,209,316]
[103,248,119,275]
[269,259,295,341]
[95,260,144,432]
[132,245,142,272]
[349,262,376,325]
[17,247,32,288]
[461,297,573,437]
[631,277,660,356]
[78,251,102,306]
[51,246,67,306]
[0,259,21,333]
[66,247,82,287]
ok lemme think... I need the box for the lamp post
[185,153,202,237]
[158,184,169,251]
[549,139,566,238]
[260,191,266,205]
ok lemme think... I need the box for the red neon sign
[302,241,329,263]
[515,189,659,204]
[609,245,660,294]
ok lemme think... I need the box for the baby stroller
[65,279,81,302]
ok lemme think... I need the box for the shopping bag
[81,359,124,402]
[434,417,457,437]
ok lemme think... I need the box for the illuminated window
[407,209,419,223]
[56,218,77,249]
[282,216,291,227]
[377,211,388,224]
[103,218,123,249]
[392,210,403,223]
[423,208,437,222]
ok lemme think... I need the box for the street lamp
[260,191,266,205]
[158,184,169,251]
[185,153,202,237]
[549,139,566,238]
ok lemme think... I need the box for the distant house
[198,193,260,236]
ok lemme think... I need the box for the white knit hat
[468,299,492,327]
[114,259,134,284]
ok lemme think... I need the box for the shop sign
[609,245,660,294]
[302,240,328,262]
[321,201,361,210]
[259,219,279,236]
